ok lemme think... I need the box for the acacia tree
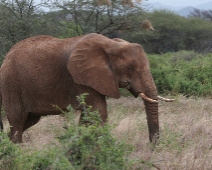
[0,0,43,57]
[126,10,212,54]
[42,0,148,36]
[0,0,39,41]
[0,0,67,59]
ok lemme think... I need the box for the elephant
[0,33,173,143]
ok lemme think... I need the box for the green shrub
[0,132,20,170]
[58,94,133,170]
[125,10,212,54]
[16,148,74,170]
[14,94,134,170]
[149,51,212,97]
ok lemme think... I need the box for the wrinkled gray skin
[0,33,159,143]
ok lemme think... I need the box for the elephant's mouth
[127,87,139,97]
[122,83,174,103]
[128,88,174,103]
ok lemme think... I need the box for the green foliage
[0,1,79,58]
[125,10,212,54]
[59,94,132,170]
[16,148,74,170]
[0,132,20,170]
[149,51,212,97]
[0,94,134,170]
[0,0,39,55]
[58,21,83,39]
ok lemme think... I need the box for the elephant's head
[67,33,167,143]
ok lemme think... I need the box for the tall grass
[2,95,212,169]
[1,95,135,170]
[108,96,212,169]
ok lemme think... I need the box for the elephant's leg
[6,109,28,143]
[80,93,108,124]
[23,115,41,132]
[91,99,107,123]
[8,115,41,143]
[9,126,24,143]
[8,116,27,143]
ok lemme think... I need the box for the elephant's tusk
[157,95,175,102]
[140,93,158,103]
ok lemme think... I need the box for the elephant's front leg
[90,95,108,123]
[79,92,108,124]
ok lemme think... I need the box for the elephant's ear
[67,34,120,98]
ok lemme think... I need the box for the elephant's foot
[9,130,23,143]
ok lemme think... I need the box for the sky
[146,0,212,7]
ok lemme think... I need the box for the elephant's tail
[0,94,3,131]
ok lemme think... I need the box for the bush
[8,94,133,170]
[0,132,20,170]
[16,148,73,170]
[58,94,132,170]
[124,10,212,54]
[149,51,212,97]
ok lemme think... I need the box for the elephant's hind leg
[9,123,26,143]
[9,115,41,143]
[3,90,28,143]
[9,127,23,143]
[7,110,28,143]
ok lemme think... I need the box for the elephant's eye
[127,64,136,76]
[128,64,135,72]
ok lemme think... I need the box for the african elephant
[0,33,172,143]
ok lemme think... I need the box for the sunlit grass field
[2,95,212,169]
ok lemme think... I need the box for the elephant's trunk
[129,68,173,143]
[139,91,174,143]
[139,72,159,144]
[143,100,159,143]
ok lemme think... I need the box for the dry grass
[2,96,212,169]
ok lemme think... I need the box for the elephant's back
[4,35,72,77]
[0,35,75,111]
[5,36,63,59]
[3,35,70,69]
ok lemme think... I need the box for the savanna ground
[2,95,212,170]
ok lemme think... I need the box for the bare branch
[44,0,146,35]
